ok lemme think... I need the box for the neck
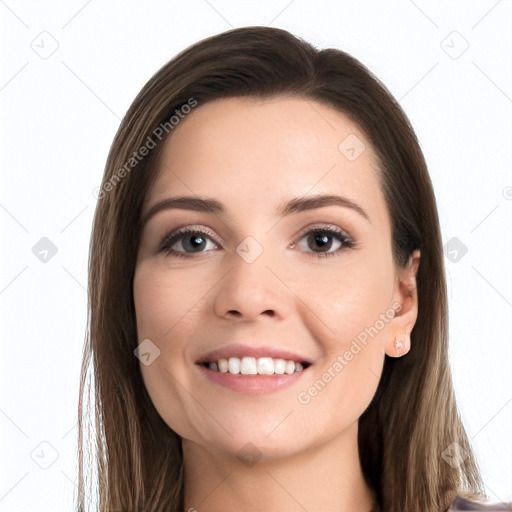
[183,423,377,512]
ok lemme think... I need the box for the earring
[394,334,408,356]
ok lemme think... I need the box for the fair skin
[133,96,420,512]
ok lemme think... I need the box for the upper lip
[196,343,313,365]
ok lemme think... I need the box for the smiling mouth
[198,356,312,375]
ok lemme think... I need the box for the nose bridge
[214,234,291,320]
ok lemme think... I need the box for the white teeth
[274,359,285,374]
[257,357,274,375]
[218,358,229,373]
[206,356,307,375]
[228,357,240,374]
[240,357,257,375]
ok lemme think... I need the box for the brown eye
[293,226,355,259]
[306,231,336,252]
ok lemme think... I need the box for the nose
[213,243,293,322]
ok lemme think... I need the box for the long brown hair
[78,26,485,511]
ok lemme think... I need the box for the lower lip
[196,364,309,395]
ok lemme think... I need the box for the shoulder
[448,495,512,511]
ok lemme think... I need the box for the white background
[1,1,511,510]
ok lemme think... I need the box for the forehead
[146,96,386,226]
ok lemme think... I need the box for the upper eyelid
[167,225,221,242]
[161,223,353,249]
[165,222,351,238]
[297,223,352,236]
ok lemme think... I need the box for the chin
[196,433,311,465]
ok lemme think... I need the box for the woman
[78,26,509,511]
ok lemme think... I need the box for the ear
[385,249,421,358]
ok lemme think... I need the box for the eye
[159,224,355,259]
[291,225,355,259]
[159,226,219,258]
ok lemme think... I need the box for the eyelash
[158,225,356,260]
[159,226,356,259]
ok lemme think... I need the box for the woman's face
[133,96,416,461]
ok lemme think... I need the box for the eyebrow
[140,193,370,227]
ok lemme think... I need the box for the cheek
[288,251,394,420]
[132,264,204,404]
[288,249,395,349]
[133,264,212,438]
[133,263,208,339]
